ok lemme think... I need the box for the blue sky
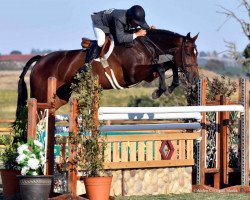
[0,0,249,54]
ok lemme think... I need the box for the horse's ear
[186,32,191,39]
[192,33,199,41]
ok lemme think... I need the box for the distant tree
[199,51,207,57]
[213,51,218,57]
[243,44,250,57]
[205,59,225,71]
[243,44,250,70]
[31,48,52,55]
[222,54,229,58]
[218,0,250,65]
[10,50,22,54]
[206,52,211,57]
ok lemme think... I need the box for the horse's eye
[186,53,191,57]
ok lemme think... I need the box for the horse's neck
[113,41,155,62]
[147,31,183,54]
[136,38,158,58]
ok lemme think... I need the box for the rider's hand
[135,29,147,37]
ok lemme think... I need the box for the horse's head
[172,32,199,85]
[146,30,199,86]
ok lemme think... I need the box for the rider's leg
[85,27,105,63]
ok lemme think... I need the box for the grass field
[0,70,158,128]
[0,69,238,127]
[0,88,157,119]
[0,70,188,121]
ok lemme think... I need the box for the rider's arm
[114,18,134,43]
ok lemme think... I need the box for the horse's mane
[147,29,185,40]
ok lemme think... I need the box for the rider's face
[129,20,138,27]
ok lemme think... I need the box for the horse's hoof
[163,89,170,96]
[152,89,164,99]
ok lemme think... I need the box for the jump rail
[99,105,245,114]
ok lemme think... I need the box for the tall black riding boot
[85,42,101,64]
[80,42,101,73]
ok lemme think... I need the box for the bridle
[144,35,198,73]
[179,39,198,73]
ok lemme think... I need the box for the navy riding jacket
[91,9,150,44]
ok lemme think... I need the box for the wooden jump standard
[193,78,250,192]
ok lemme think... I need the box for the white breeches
[93,27,106,47]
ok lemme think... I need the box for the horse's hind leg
[54,96,68,111]
[56,83,72,103]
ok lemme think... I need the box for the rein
[144,35,198,72]
[144,36,173,62]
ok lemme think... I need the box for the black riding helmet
[127,5,147,29]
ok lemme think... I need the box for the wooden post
[68,98,78,195]
[44,77,57,198]
[214,95,221,189]
[200,78,207,186]
[239,78,250,186]
[46,77,57,177]
[220,96,230,186]
[27,98,37,140]
[245,80,250,186]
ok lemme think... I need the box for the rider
[85,5,151,63]
[85,5,168,99]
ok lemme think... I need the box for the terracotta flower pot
[84,176,112,200]
[0,169,20,198]
[17,175,53,200]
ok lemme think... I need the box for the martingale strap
[99,58,124,90]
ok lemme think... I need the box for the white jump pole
[99,123,201,131]
[57,105,244,122]
[56,112,202,122]
[99,105,244,114]
[98,112,202,121]
[55,122,201,133]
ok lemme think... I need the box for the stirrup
[85,41,100,63]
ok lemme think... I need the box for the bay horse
[16,29,199,117]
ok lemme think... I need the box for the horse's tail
[16,55,42,118]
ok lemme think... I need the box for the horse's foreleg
[168,66,179,93]
[152,63,172,99]
[157,64,168,91]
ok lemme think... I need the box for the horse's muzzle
[187,66,199,85]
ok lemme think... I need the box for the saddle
[81,36,113,58]
[81,38,93,49]
[81,36,124,89]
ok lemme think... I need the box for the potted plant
[70,65,112,200]
[0,107,27,199]
[16,138,53,200]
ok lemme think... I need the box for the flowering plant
[16,138,46,175]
